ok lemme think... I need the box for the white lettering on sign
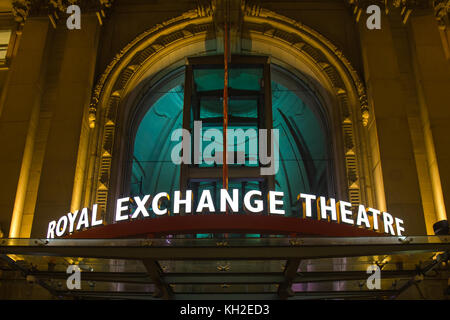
[46,190,406,238]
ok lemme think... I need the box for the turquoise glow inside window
[229,67,262,91]
[131,66,329,221]
[131,86,183,197]
[199,98,258,119]
[195,124,259,167]
[272,81,328,216]
[193,68,224,92]
[193,67,262,92]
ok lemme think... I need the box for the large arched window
[131,86,183,197]
[129,56,332,219]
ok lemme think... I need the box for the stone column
[31,14,100,237]
[358,14,426,235]
[0,18,51,238]
[408,14,450,226]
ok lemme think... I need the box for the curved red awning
[66,214,382,238]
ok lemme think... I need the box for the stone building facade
[0,0,449,300]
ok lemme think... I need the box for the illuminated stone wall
[0,0,447,239]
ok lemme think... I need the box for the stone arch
[78,4,374,219]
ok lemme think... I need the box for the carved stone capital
[89,97,98,129]
[196,0,215,17]
[347,0,429,24]
[433,0,450,29]
[242,0,261,17]
[12,0,31,26]
[13,0,115,27]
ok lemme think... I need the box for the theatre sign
[46,189,405,239]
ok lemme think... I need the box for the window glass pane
[229,67,263,91]
[193,67,262,92]
[131,86,183,197]
[194,124,259,167]
[193,68,224,92]
[199,97,221,119]
[229,98,258,118]
[272,81,328,217]
[198,97,258,120]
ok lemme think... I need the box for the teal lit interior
[272,81,328,216]
[131,66,329,222]
[196,125,259,167]
[131,86,183,199]
[193,67,262,92]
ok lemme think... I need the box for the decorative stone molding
[87,3,372,213]
[196,0,215,17]
[242,0,262,17]
[12,0,31,26]
[12,0,114,27]
[243,5,370,126]
[433,0,450,29]
[346,0,430,23]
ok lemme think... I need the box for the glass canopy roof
[0,236,449,299]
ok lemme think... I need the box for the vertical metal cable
[222,0,229,194]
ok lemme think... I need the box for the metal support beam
[0,254,58,298]
[164,273,284,284]
[390,250,449,299]
[54,290,159,300]
[293,270,417,283]
[10,269,423,285]
[143,259,173,299]
[288,290,398,300]
[278,258,301,299]
[1,241,449,260]
[29,271,152,284]
[47,289,399,301]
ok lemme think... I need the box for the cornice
[346,0,431,23]
[12,0,114,27]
